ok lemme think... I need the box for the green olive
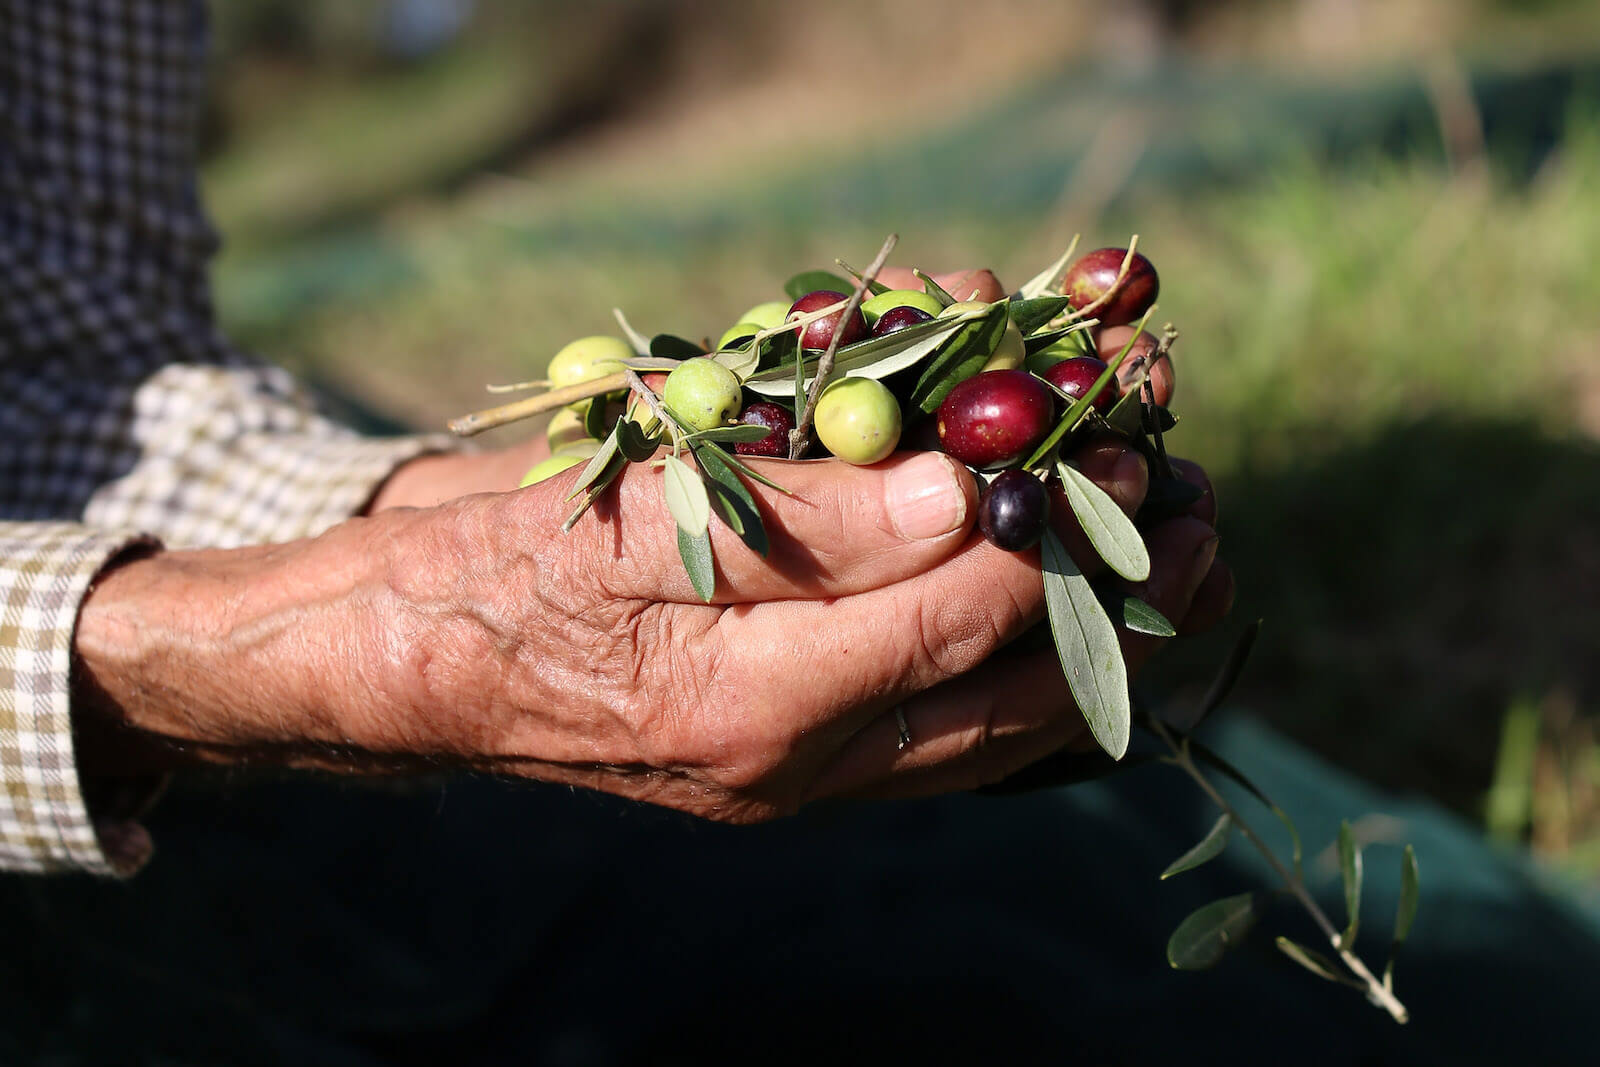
[738,300,792,331]
[661,357,742,433]
[815,377,901,465]
[545,407,593,451]
[718,321,764,351]
[861,289,944,324]
[519,439,602,488]
[981,319,1026,372]
[1024,336,1079,374]
[547,335,632,390]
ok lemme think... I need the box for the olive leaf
[1016,236,1080,299]
[1160,813,1233,880]
[1167,893,1259,970]
[711,446,790,494]
[693,442,770,558]
[651,333,704,360]
[1058,460,1151,582]
[783,270,852,301]
[1339,821,1363,949]
[560,449,627,533]
[1097,589,1176,637]
[712,337,763,379]
[582,391,609,438]
[743,313,971,396]
[1041,527,1131,760]
[914,268,959,307]
[835,258,892,296]
[616,417,662,462]
[1383,845,1421,989]
[611,307,653,356]
[677,526,715,603]
[565,423,623,502]
[1276,937,1348,984]
[907,301,1011,413]
[1008,295,1073,334]
[620,356,691,372]
[686,424,775,445]
[1186,736,1305,880]
[662,453,710,538]
[1021,346,1132,469]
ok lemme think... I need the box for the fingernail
[887,452,968,540]
[1190,534,1220,587]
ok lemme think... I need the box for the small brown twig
[449,372,629,436]
[788,234,898,460]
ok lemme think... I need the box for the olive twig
[449,372,630,436]
[622,367,683,450]
[1148,718,1412,1025]
[788,233,898,460]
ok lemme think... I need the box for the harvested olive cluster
[451,236,1186,760]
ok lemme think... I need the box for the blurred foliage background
[201,0,1600,883]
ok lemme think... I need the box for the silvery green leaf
[1276,938,1347,984]
[611,307,652,356]
[677,526,715,603]
[1098,590,1176,637]
[1041,528,1130,760]
[1017,237,1080,299]
[743,314,969,397]
[687,424,777,445]
[783,270,851,300]
[616,418,662,462]
[1384,845,1421,989]
[1022,351,1130,469]
[1008,295,1073,334]
[1339,821,1363,948]
[908,302,1010,413]
[565,424,622,502]
[560,449,627,532]
[1160,813,1233,880]
[1167,893,1258,970]
[651,334,704,360]
[662,454,710,537]
[1059,461,1151,582]
[712,338,762,379]
[620,356,687,371]
[711,448,790,494]
[914,269,958,307]
[694,443,769,557]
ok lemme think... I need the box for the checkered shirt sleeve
[1,1,453,874]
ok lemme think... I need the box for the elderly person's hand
[73,270,1229,819]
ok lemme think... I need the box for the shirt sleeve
[0,1,459,874]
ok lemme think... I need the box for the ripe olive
[662,358,741,433]
[870,305,933,338]
[788,290,868,351]
[1062,248,1159,327]
[1042,356,1119,414]
[860,288,944,324]
[815,377,901,465]
[1097,325,1175,407]
[935,370,1055,469]
[978,469,1051,551]
[735,401,795,457]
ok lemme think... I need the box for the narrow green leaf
[711,448,790,494]
[1058,461,1151,581]
[1395,845,1420,944]
[1041,528,1130,759]
[1021,345,1132,469]
[907,302,1010,413]
[580,392,608,439]
[783,270,852,301]
[619,356,686,372]
[1277,805,1304,881]
[914,269,958,307]
[743,314,968,397]
[1192,620,1261,729]
[1339,821,1363,948]
[564,424,622,502]
[616,418,662,462]
[1008,295,1073,335]
[694,443,770,557]
[1167,893,1258,970]
[1016,236,1079,299]
[1103,382,1148,437]
[677,526,715,602]
[835,258,891,296]
[1275,937,1347,984]
[650,333,704,360]
[1097,590,1176,637]
[687,424,775,445]
[1160,813,1233,880]
[560,450,627,532]
[662,454,710,537]
[611,307,652,356]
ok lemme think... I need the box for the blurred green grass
[204,45,1600,868]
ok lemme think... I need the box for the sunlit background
[203,0,1599,881]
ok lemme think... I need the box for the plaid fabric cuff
[1,523,161,875]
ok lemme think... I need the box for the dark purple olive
[734,401,795,457]
[1042,356,1119,414]
[870,305,934,338]
[1062,248,1159,327]
[787,290,868,351]
[935,370,1056,469]
[979,469,1050,551]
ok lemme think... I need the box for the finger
[874,267,1006,303]
[1178,556,1235,636]
[1167,457,1217,525]
[519,450,978,604]
[805,515,1218,799]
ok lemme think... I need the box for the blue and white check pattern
[1,1,446,874]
